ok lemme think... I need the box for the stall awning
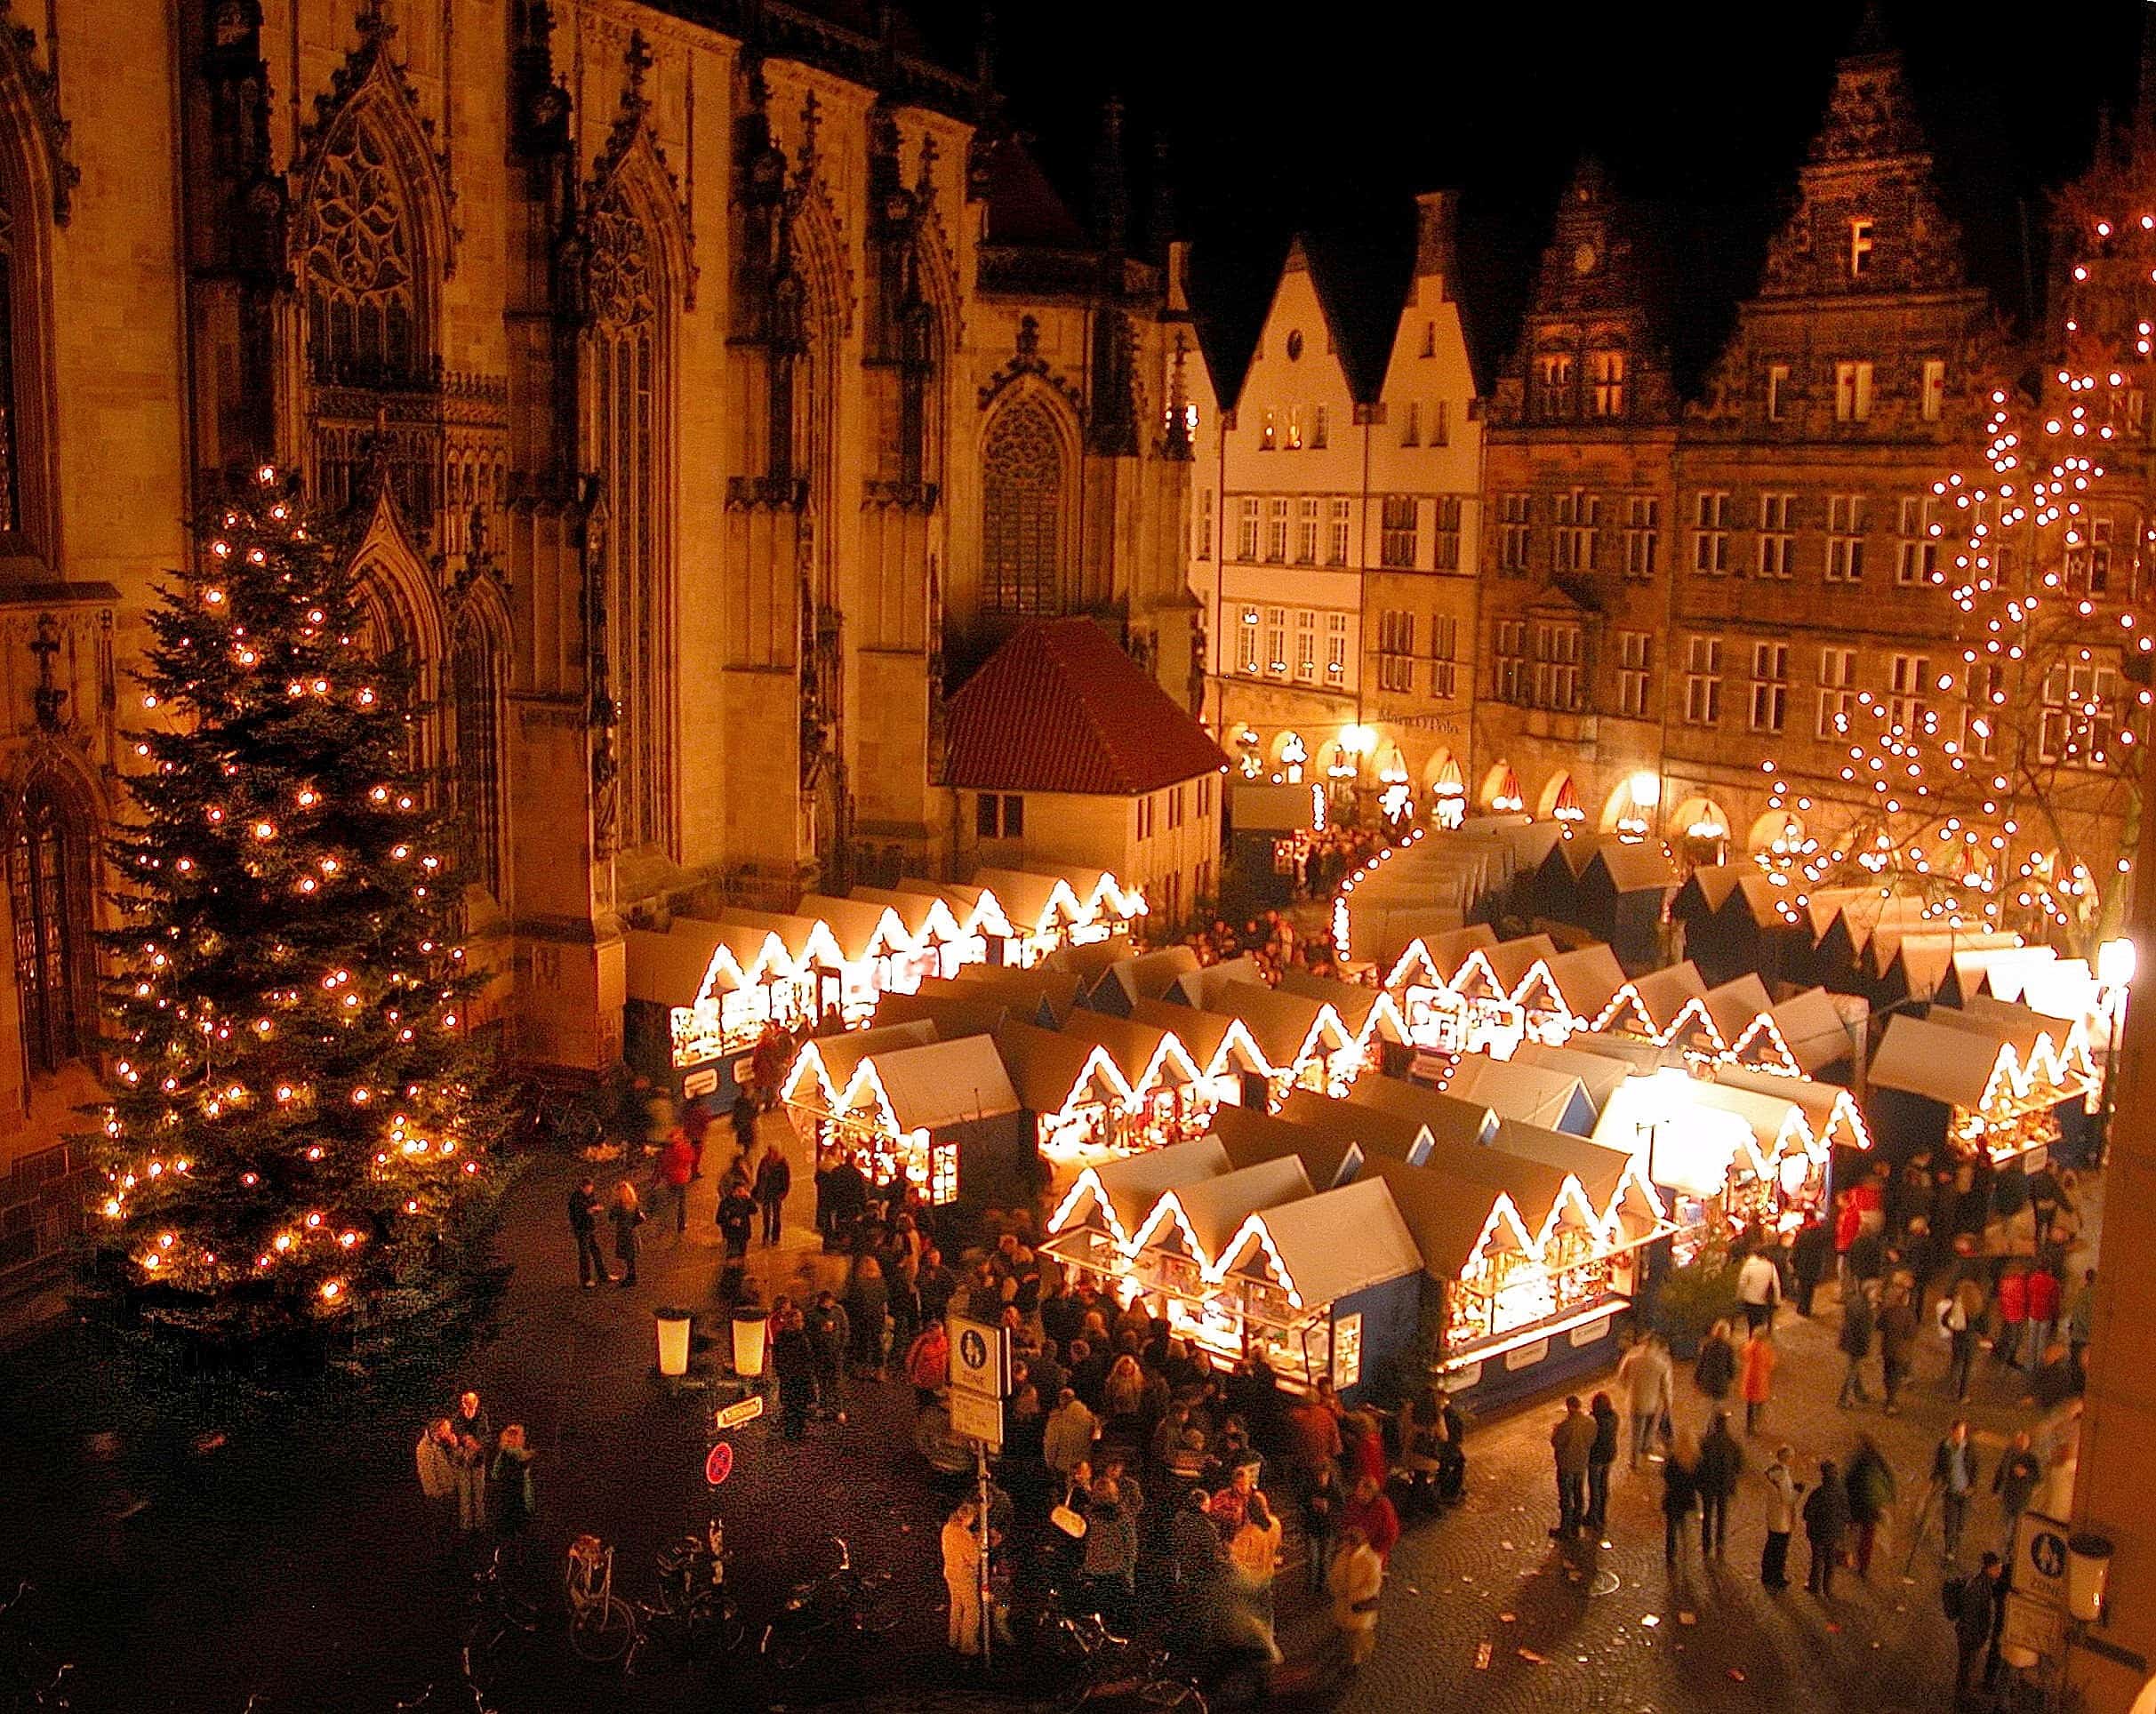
[1354,1157,1502,1281]
[1199,981,1347,1071]
[849,884,963,948]
[1713,1062,1872,1151]
[971,868,1085,936]
[1208,1103,1364,1192]
[1215,1176,1424,1309]
[1059,1011,1200,1098]
[722,908,846,973]
[1277,1088,1440,1165]
[1868,1015,2002,1110]
[893,877,1015,940]
[1131,998,1266,1079]
[626,920,734,1007]
[785,1020,941,1109]
[1599,961,1711,1041]
[1336,1076,1496,1149]
[1486,933,1561,998]
[1975,944,2059,1005]
[1484,1118,1634,1213]
[1936,998,2094,1089]
[995,1019,1129,1115]
[1541,944,1627,1023]
[1048,1135,1233,1250]
[1277,968,1405,1045]
[1703,973,1775,1052]
[870,1034,1022,1132]
[1589,840,1681,897]
[1105,946,1204,1011]
[1142,1156,1315,1268]
[1439,1056,1598,1137]
[1764,987,1857,1074]
[1510,1039,1636,1117]
[797,893,910,965]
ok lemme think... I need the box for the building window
[1749,641,1789,733]
[1534,349,1575,420]
[1195,487,1214,561]
[1849,217,1874,278]
[1294,609,1318,683]
[1429,613,1459,700]
[1400,401,1421,447]
[2066,517,2113,596]
[1888,653,1931,733]
[1827,494,1867,581]
[1921,358,1945,423]
[1236,605,1260,675]
[1816,647,1857,737]
[1380,495,1418,569]
[1431,495,1462,571]
[1834,360,1874,422]
[1237,496,1260,560]
[1259,410,1276,451]
[9,777,92,1075]
[1325,613,1350,682]
[1263,606,1287,677]
[1964,661,2001,760]
[1555,488,1600,574]
[982,396,1067,615]
[452,621,504,895]
[1493,620,1528,704]
[976,793,1026,837]
[1198,774,1214,818]
[1378,608,1416,693]
[1167,785,1184,830]
[1692,490,1730,575]
[1137,795,1154,840]
[1432,400,1451,445]
[1757,493,1795,579]
[2041,661,2120,766]
[1534,621,1583,712]
[1617,630,1652,717]
[1767,364,1790,422]
[1286,405,1303,451]
[1326,498,1351,566]
[1498,493,1531,575]
[1623,495,1660,581]
[1295,497,1319,565]
[1589,348,1627,418]
[1311,404,1328,449]
[1266,497,1289,563]
[1896,495,1941,586]
[1683,636,1722,726]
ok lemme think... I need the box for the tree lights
[92,472,508,1372]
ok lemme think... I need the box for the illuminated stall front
[1043,1136,1235,1279]
[781,1027,1023,1205]
[1199,981,1360,1101]
[894,878,1019,972]
[624,917,818,1092]
[1131,998,1270,1111]
[797,893,921,1022]
[1513,943,1626,1049]
[850,885,971,985]
[1060,1012,1214,1155]
[720,908,851,1027]
[973,865,1144,966]
[1868,1007,2095,1167]
[995,1018,1138,1169]
[1591,960,1719,1054]
[1437,940,1528,1058]
[1277,969,1407,1077]
[1123,1156,1318,1364]
[1713,1061,1873,1155]
[1382,924,1500,1050]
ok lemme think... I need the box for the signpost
[703,1441,734,1486]
[946,1314,1011,1669]
[712,1395,765,1432]
[2007,1510,2073,1669]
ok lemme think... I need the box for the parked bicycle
[627,1519,743,1670]
[2,1581,73,1711]
[565,1534,635,1664]
[464,1547,539,1662]
[757,1535,895,1672]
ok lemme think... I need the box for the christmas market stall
[1701,974,1799,1075]
[1333,829,1510,968]
[1276,969,1408,1076]
[1131,998,1272,1111]
[994,1018,1140,1168]
[1511,1038,1637,1120]
[1043,1136,1234,1276]
[1870,929,2022,1013]
[1381,923,1500,1048]
[1591,960,1718,1054]
[1484,933,1563,1023]
[1688,870,1811,989]
[1754,986,1858,1079]
[1090,946,1205,1019]
[1670,865,1748,982]
[1208,1101,1366,1192]
[1058,1010,1214,1155]
[893,878,1019,971]
[623,915,819,1101]
[1573,839,1680,966]
[781,1026,1025,1206]
[796,893,924,1022]
[1711,1062,1873,1154]
[1512,942,1627,1048]
[973,865,1146,965]
[849,885,974,984]
[1864,1005,2093,1168]
[1423,1053,1598,1137]
[1190,981,1360,1102]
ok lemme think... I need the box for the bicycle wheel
[569,1596,635,1663]
[769,1625,814,1674]
[687,1592,746,1658]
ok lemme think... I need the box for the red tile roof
[944,619,1230,797]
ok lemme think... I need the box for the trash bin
[730,1306,768,1379]
[655,1306,693,1378]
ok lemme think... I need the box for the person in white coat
[1760,1444,1803,1590]
[1615,1334,1674,1470]
[414,1418,457,1550]
[942,1500,983,1657]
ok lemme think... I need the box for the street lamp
[2096,936,2135,1164]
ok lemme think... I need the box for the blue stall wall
[1439,1288,1631,1417]
[623,998,749,1109]
[1330,1272,1425,1406]
[951,1111,1043,1213]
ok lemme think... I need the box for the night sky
[904,0,2153,388]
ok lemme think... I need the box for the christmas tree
[92,468,509,1382]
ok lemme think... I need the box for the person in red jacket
[657,1128,695,1237]
[1993,1263,2029,1369]
[1342,1473,1400,1563]
[2023,1264,2061,1376]
[1834,1191,1863,1293]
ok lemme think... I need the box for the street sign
[2001,1589,2066,1662]
[2014,1510,2072,1611]
[704,1441,735,1486]
[712,1395,765,1432]
[948,1314,1011,1398]
[949,1388,1005,1451]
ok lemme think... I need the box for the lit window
[1849,218,1874,278]
[1826,494,1867,581]
[1767,364,1790,422]
[1834,360,1873,422]
[1921,358,1945,423]
[1326,498,1351,565]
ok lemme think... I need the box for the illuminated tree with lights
[1748,161,2156,953]
[92,469,509,1378]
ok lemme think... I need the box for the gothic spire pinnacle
[621,29,653,117]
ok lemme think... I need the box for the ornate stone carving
[0,0,76,225]
[978,315,1083,414]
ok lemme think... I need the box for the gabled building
[1478,159,1680,837]
[1662,15,2004,862]
[1190,193,1484,814]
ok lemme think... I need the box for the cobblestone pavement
[0,1105,2096,1714]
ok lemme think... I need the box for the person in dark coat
[1695,1319,1737,1404]
[1585,1392,1620,1534]
[1789,1215,1831,1317]
[491,1425,537,1545]
[729,1094,758,1171]
[772,1306,815,1440]
[1845,1434,1896,1579]
[753,1144,792,1245]
[716,1180,756,1262]
[1950,1553,2008,1703]
[1838,1283,1877,1407]
[1662,1429,1701,1564]
[805,1290,851,1423]
[1803,1459,1851,1597]
[567,1176,609,1286]
[1697,1411,1743,1558]
[846,1256,889,1375]
[607,1181,643,1287]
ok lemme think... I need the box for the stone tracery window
[9,776,91,1075]
[302,117,419,383]
[586,181,674,854]
[452,619,503,897]
[0,204,20,537]
[981,396,1065,615]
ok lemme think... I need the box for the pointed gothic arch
[346,483,448,775]
[581,81,693,859]
[6,757,96,1077]
[977,381,1079,616]
[0,21,69,561]
[450,577,509,900]
[288,14,456,384]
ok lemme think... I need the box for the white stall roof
[871,1035,1022,1132]
[1440,1056,1597,1136]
